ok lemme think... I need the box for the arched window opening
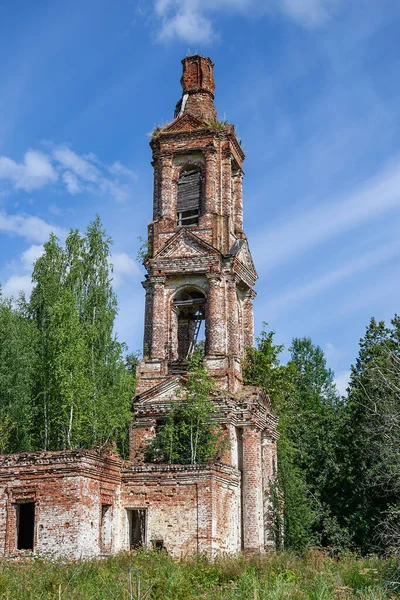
[177,167,201,227]
[172,289,206,363]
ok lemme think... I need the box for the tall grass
[0,548,396,599]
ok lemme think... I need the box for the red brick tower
[137,55,256,393]
[131,56,278,554]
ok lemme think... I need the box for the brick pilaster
[242,426,264,553]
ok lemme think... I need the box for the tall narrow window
[177,167,201,226]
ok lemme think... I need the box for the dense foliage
[244,330,347,551]
[145,351,224,464]
[339,317,400,554]
[1,216,399,557]
[0,295,38,453]
[0,549,394,599]
[244,321,400,556]
[0,217,134,457]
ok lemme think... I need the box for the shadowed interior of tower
[172,289,205,363]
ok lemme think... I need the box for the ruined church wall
[211,476,242,554]
[122,464,241,557]
[0,450,122,559]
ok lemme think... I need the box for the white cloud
[108,161,138,180]
[334,369,351,396]
[281,0,338,28]
[0,212,65,243]
[110,252,141,287]
[21,244,44,269]
[2,274,33,299]
[0,150,57,191]
[158,8,215,44]
[253,158,400,275]
[0,145,136,203]
[62,171,81,194]
[53,147,100,183]
[52,146,136,203]
[2,244,44,300]
[153,0,339,43]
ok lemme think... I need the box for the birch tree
[0,290,38,452]
[27,216,133,455]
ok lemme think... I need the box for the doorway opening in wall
[17,501,35,550]
[127,509,147,550]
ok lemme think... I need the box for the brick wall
[122,463,241,557]
[0,450,121,559]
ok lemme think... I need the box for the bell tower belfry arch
[137,55,258,394]
[132,56,278,554]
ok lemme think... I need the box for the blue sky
[1,0,400,394]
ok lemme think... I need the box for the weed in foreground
[0,549,394,600]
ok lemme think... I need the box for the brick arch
[168,285,207,365]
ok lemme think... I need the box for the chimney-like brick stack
[177,55,217,122]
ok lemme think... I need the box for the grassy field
[0,548,397,599]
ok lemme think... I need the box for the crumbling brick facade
[0,55,278,559]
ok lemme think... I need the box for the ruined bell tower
[137,55,257,394]
[0,56,277,561]
[131,56,278,555]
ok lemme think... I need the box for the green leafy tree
[26,216,134,455]
[339,317,400,553]
[146,352,224,465]
[0,290,38,452]
[288,338,350,549]
[244,327,347,551]
[28,233,65,449]
[244,328,318,550]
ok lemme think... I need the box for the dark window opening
[151,539,165,551]
[17,502,35,551]
[177,168,201,227]
[173,290,205,361]
[127,509,146,550]
[177,209,199,227]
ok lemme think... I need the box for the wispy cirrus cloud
[152,0,341,44]
[260,238,400,319]
[0,144,137,203]
[252,158,400,275]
